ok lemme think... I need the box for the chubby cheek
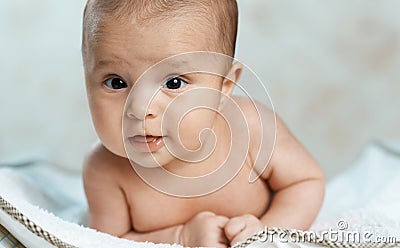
[89,98,127,157]
[178,109,217,151]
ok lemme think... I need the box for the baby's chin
[125,145,176,168]
[104,140,182,170]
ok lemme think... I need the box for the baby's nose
[126,104,156,120]
[126,98,159,121]
[125,85,160,121]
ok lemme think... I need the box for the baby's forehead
[86,13,218,53]
[88,0,216,29]
[84,17,223,66]
[83,0,237,57]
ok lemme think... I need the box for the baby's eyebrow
[95,56,131,69]
[94,55,184,69]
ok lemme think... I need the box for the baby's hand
[224,214,264,246]
[179,211,229,247]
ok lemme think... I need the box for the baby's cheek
[178,109,216,150]
[92,107,126,157]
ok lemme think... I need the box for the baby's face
[84,17,236,166]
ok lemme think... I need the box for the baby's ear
[219,61,243,109]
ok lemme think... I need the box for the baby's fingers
[230,229,255,247]
[216,216,230,246]
[216,215,229,228]
[224,216,245,241]
[225,215,264,246]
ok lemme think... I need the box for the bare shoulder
[83,142,121,185]
[231,96,276,178]
[82,142,132,236]
[82,143,134,195]
[231,96,275,124]
[231,96,324,185]
[231,97,325,189]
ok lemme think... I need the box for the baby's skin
[82,14,325,248]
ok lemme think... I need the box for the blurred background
[0,0,399,179]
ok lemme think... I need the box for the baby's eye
[104,77,128,90]
[162,77,188,90]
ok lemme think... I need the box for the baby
[81,0,325,247]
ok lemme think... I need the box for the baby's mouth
[132,135,160,143]
[128,135,165,152]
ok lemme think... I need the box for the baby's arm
[258,114,325,229]
[225,101,325,244]
[83,144,182,243]
[84,144,229,246]
[123,211,229,247]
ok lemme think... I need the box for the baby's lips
[132,135,160,143]
[127,135,165,153]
